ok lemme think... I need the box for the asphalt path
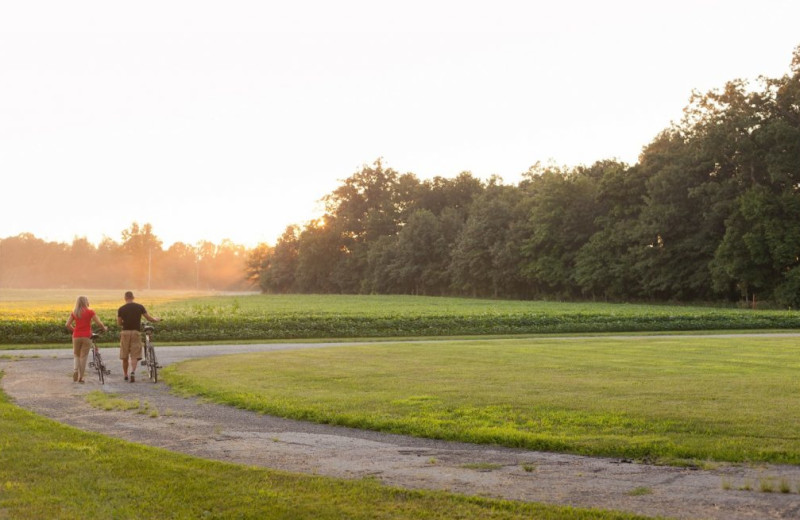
[2,338,800,519]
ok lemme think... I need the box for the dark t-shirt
[117,302,148,331]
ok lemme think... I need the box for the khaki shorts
[119,330,143,360]
[72,337,92,357]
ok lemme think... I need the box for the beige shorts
[72,337,92,357]
[119,330,143,360]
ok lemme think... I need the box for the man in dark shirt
[117,291,160,383]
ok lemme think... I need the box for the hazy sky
[1,1,798,248]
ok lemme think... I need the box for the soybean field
[2,289,799,346]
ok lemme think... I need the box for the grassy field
[1,289,799,345]
[164,335,800,466]
[3,290,798,517]
[0,377,651,520]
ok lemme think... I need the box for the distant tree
[159,242,199,289]
[0,226,260,291]
[709,47,800,305]
[359,171,483,296]
[631,125,728,300]
[574,160,645,300]
[94,236,129,288]
[323,159,409,242]
[294,217,342,293]
[415,172,484,217]
[260,225,300,293]
[390,209,453,294]
[519,164,604,298]
[362,235,401,294]
[0,233,68,288]
[450,180,527,298]
[120,222,162,289]
[67,237,98,288]
[245,242,272,289]
[321,159,422,292]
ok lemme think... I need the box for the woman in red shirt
[65,296,108,383]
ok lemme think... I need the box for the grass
[85,391,166,417]
[2,290,799,345]
[0,376,653,520]
[164,335,800,465]
[462,463,505,471]
[85,390,142,411]
[722,477,800,494]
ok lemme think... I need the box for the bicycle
[87,332,111,384]
[141,325,160,383]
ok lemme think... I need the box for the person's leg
[128,333,143,382]
[120,331,132,380]
[77,339,91,381]
[72,338,80,381]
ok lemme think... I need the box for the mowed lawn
[165,335,800,464]
[0,383,649,520]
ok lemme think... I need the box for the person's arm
[116,313,124,327]
[92,313,109,332]
[143,312,161,323]
[65,314,75,333]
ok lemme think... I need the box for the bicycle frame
[142,325,158,383]
[88,333,110,384]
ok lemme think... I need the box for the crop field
[1,289,799,346]
[165,335,800,465]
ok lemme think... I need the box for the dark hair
[124,291,134,299]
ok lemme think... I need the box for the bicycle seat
[91,333,101,340]
[143,325,155,332]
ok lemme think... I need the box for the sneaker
[124,375,129,381]
[129,373,135,383]
[73,371,79,382]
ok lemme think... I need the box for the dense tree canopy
[254,46,800,307]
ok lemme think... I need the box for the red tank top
[72,309,96,338]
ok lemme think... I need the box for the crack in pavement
[2,342,800,519]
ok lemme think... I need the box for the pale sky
[1,1,798,248]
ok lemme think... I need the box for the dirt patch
[3,342,800,519]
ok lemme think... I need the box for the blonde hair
[73,296,89,319]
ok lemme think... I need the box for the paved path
[2,340,800,520]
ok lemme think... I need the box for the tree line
[0,223,253,291]
[248,46,800,307]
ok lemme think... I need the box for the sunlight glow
[1,1,798,247]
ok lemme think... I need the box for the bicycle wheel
[147,344,158,383]
[93,348,105,385]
